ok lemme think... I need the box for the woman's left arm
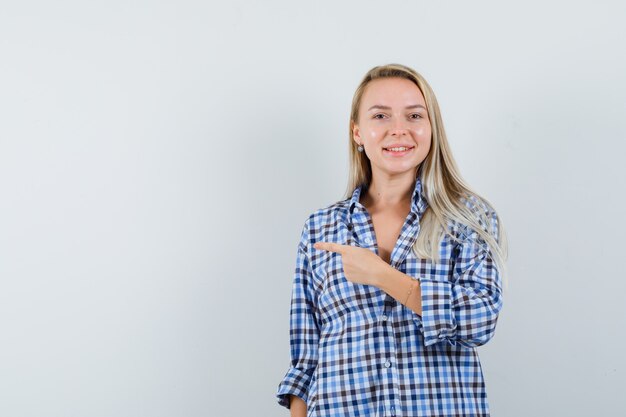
[377,210,503,349]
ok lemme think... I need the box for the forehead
[361,77,426,106]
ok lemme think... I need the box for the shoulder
[460,194,497,219]
[298,197,351,249]
[453,193,500,241]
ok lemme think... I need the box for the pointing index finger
[313,241,346,254]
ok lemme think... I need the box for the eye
[409,113,423,120]
[373,113,386,119]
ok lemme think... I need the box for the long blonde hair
[344,63,509,292]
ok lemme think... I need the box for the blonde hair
[344,63,509,292]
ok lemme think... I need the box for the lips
[382,144,415,150]
[382,146,414,157]
[383,146,414,151]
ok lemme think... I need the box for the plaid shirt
[276,174,503,417]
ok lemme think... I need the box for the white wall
[1,1,625,416]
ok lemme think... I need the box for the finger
[313,241,346,254]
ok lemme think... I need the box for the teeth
[386,147,410,152]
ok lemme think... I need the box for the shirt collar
[348,167,427,220]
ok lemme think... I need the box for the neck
[363,170,417,209]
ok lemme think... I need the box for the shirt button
[390,406,396,416]
[384,360,391,368]
[364,236,372,244]
[381,314,388,321]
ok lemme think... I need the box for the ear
[351,120,361,144]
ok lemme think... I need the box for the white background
[1,1,625,416]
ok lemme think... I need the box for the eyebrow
[367,104,426,111]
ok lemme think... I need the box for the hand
[313,241,389,287]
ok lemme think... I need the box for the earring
[357,144,364,152]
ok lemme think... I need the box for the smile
[382,146,414,156]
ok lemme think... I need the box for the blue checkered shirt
[276,175,503,416]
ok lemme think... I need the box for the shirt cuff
[415,278,457,347]
[276,365,314,409]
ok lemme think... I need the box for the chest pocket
[402,238,457,283]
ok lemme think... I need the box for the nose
[390,118,409,136]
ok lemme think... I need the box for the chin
[381,166,418,175]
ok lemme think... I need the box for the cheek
[413,126,430,137]
[412,125,431,138]
[368,129,380,139]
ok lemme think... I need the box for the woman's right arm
[276,219,320,413]
[289,395,307,417]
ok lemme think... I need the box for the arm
[379,210,503,348]
[289,395,307,417]
[276,222,319,410]
[376,267,422,316]
[419,209,503,348]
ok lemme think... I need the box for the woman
[276,63,508,417]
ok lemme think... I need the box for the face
[353,77,432,177]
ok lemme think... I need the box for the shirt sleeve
[276,221,320,409]
[417,209,503,348]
